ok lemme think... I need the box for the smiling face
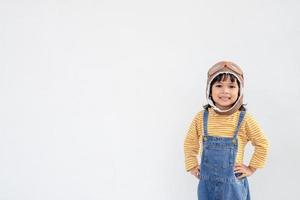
[211,75,239,110]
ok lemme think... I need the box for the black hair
[203,73,246,111]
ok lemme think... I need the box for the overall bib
[197,110,250,200]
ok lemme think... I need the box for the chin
[217,104,234,110]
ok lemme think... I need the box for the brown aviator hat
[206,61,244,115]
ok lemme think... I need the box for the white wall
[0,0,299,199]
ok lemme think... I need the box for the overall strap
[203,110,209,137]
[232,111,246,141]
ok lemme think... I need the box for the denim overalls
[197,110,250,200]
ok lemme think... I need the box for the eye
[229,85,236,88]
[215,84,222,88]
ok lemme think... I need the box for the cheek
[233,89,239,97]
[211,89,218,97]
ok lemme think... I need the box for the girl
[184,61,269,200]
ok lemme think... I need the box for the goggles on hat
[208,62,243,77]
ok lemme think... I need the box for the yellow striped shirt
[184,108,269,172]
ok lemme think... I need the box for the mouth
[219,97,231,101]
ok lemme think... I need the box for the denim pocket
[203,147,232,168]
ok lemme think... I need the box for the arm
[234,113,268,178]
[184,111,202,172]
[245,113,269,169]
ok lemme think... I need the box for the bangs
[213,73,238,83]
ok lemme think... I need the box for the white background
[0,0,299,199]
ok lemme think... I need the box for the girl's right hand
[189,165,200,179]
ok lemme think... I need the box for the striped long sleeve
[184,111,202,172]
[184,108,269,171]
[244,113,269,169]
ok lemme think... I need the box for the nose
[222,87,230,94]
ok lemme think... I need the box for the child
[184,61,269,200]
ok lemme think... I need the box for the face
[211,77,239,110]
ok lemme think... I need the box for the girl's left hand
[234,164,256,179]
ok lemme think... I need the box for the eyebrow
[215,81,238,85]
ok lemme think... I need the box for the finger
[234,166,244,170]
[235,164,247,168]
[234,165,244,169]
[234,166,241,170]
[234,167,243,172]
[234,169,244,174]
[197,170,200,178]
